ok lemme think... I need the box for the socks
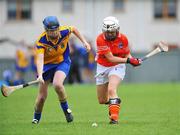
[32,101,69,123]
[60,101,69,112]
[108,98,121,122]
[33,112,41,121]
[109,104,120,121]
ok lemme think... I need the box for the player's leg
[97,63,119,123]
[96,83,109,104]
[32,81,50,124]
[53,71,67,100]
[107,64,125,124]
[96,63,110,104]
[108,75,121,124]
[53,70,73,123]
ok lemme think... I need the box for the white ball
[92,122,98,127]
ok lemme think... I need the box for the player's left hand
[84,42,91,52]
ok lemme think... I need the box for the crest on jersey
[118,42,123,48]
[60,43,65,49]
[47,47,53,52]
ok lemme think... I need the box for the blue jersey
[36,26,73,65]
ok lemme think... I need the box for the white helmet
[102,16,120,32]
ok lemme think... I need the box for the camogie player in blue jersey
[32,16,91,124]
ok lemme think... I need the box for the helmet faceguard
[102,16,120,41]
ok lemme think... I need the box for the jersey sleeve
[68,26,74,33]
[60,26,74,35]
[34,33,46,54]
[35,40,45,54]
[96,36,110,55]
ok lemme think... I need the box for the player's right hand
[127,57,141,67]
[84,42,91,52]
[37,75,44,84]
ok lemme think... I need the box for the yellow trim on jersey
[36,48,44,54]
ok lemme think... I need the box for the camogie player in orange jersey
[32,16,91,124]
[95,16,141,124]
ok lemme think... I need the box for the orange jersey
[96,33,130,67]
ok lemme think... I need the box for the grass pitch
[0,83,180,135]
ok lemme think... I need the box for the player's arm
[105,52,128,63]
[105,52,141,66]
[36,45,45,83]
[36,54,43,76]
[71,26,91,52]
[123,45,141,66]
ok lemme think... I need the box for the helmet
[102,16,120,41]
[102,16,120,32]
[43,16,60,30]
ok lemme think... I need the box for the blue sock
[60,101,69,112]
[33,112,41,121]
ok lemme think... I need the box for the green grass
[0,83,180,135]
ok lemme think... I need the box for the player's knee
[53,83,64,91]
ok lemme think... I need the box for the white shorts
[95,63,126,85]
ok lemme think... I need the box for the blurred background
[0,0,180,85]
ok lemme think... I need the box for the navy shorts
[42,61,71,82]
